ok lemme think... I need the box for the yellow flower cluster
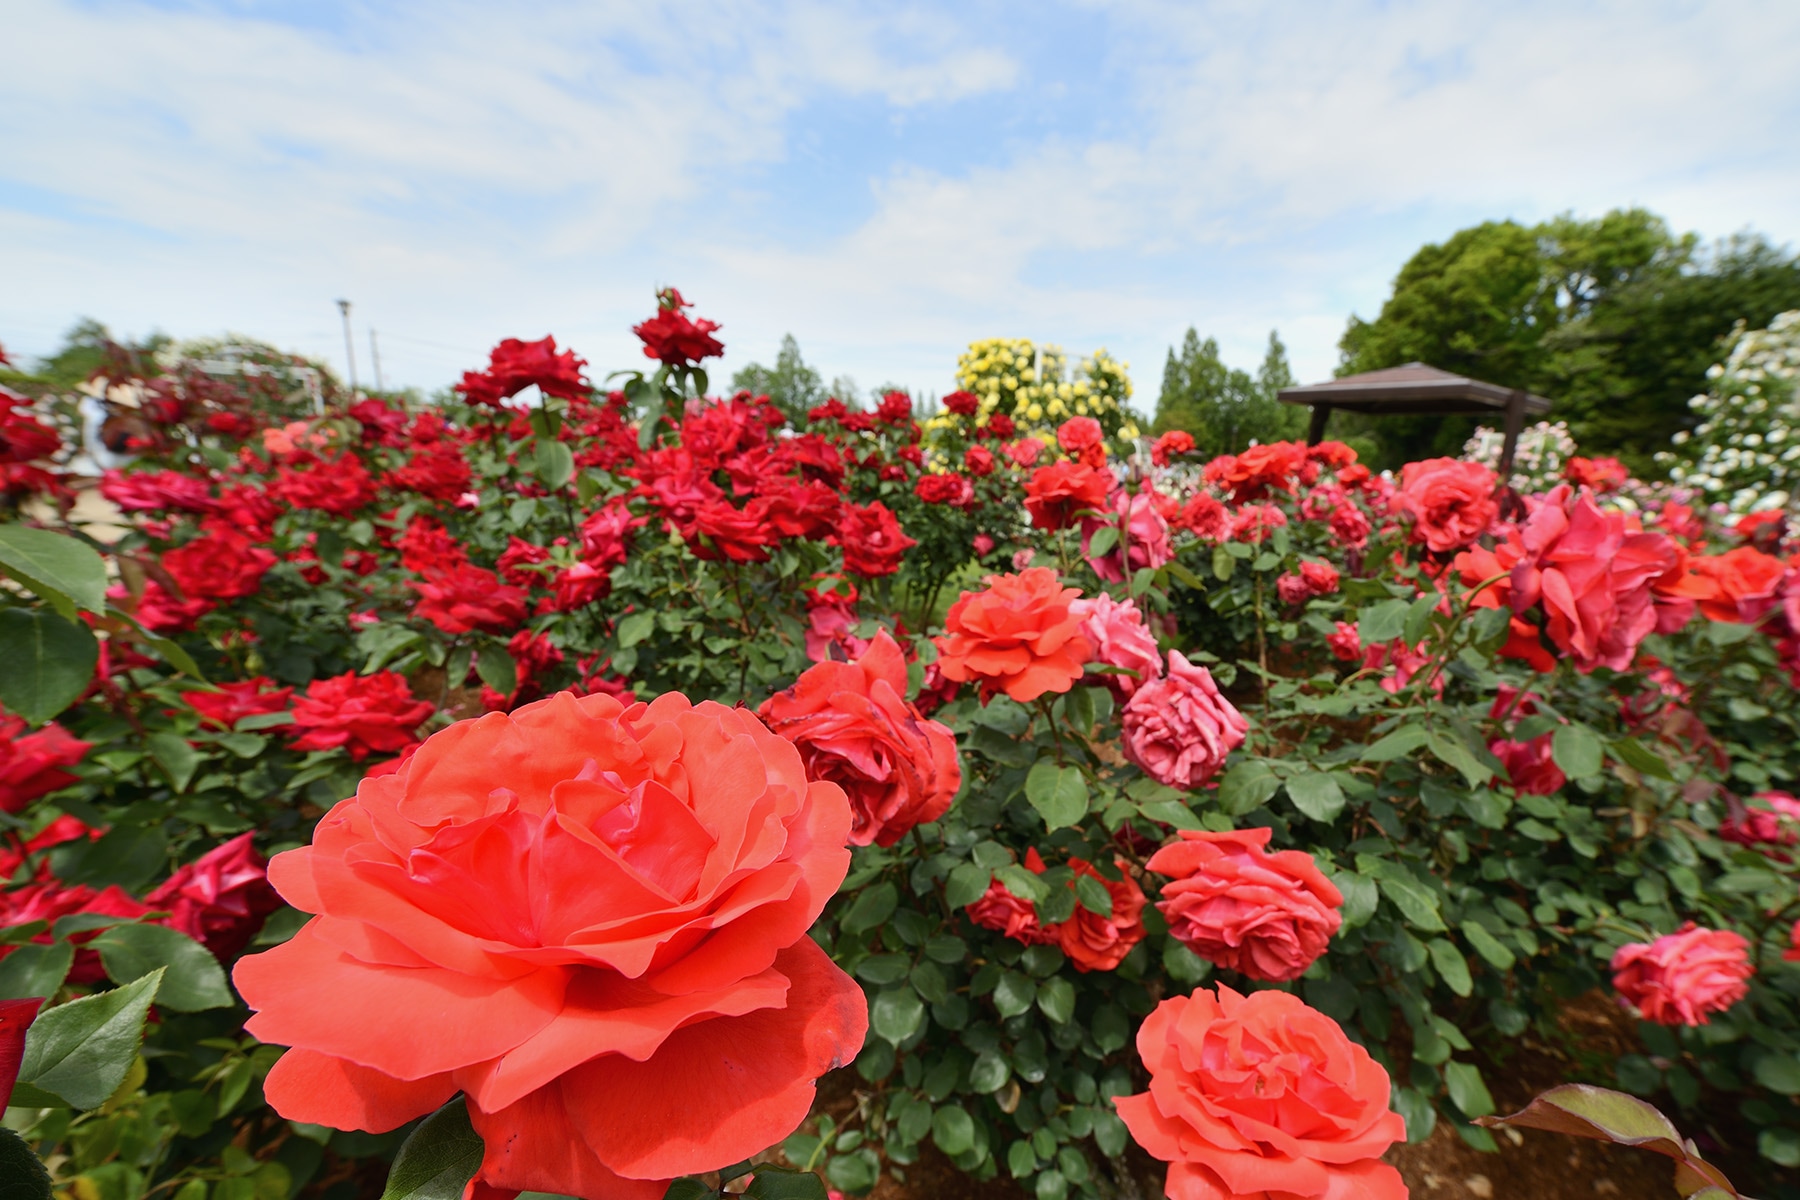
[944,338,1138,445]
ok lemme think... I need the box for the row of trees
[1151,209,1800,472]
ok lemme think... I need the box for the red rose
[966,848,1053,945]
[386,443,473,502]
[110,579,214,633]
[0,881,149,983]
[1052,858,1146,973]
[496,537,552,586]
[397,515,469,574]
[145,833,284,960]
[163,527,278,601]
[1720,790,1800,851]
[0,399,59,464]
[0,814,101,880]
[216,484,281,541]
[1115,986,1407,1200]
[271,454,379,515]
[0,996,41,1109]
[183,678,294,730]
[934,568,1092,703]
[1120,651,1247,790]
[100,468,217,513]
[1327,501,1372,549]
[686,498,778,563]
[761,481,840,541]
[1023,462,1112,531]
[235,692,867,1199]
[1693,546,1785,624]
[1490,734,1566,796]
[289,671,435,761]
[411,565,529,635]
[832,502,915,578]
[1150,430,1194,467]
[1203,442,1306,503]
[1397,457,1498,553]
[0,715,90,814]
[1146,828,1342,982]
[914,472,974,509]
[1566,455,1629,492]
[1056,417,1103,456]
[875,391,913,423]
[1174,492,1229,542]
[963,446,995,477]
[759,631,961,847]
[633,290,725,366]
[459,336,590,405]
[1611,923,1752,1026]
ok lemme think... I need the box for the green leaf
[1072,873,1112,917]
[994,971,1036,1019]
[840,882,898,935]
[1216,760,1281,815]
[994,864,1048,903]
[534,440,575,491]
[932,1106,976,1156]
[1025,760,1088,831]
[1610,736,1674,781]
[1360,725,1429,763]
[475,645,518,696]
[0,1127,52,1200]
[617,611,656,649]
[1429,938,1472,996]
[745,1166,831,1199]
[0,525,108,617]
[1402,595,1439,647]
[381,1096,484,1200]
[1285,772,1345,822]
[662,1179,716,1200]
[0,608,99,724]
[93,923,233,1012]
[1460,921,1516,970]
[0,942,73,1000]
[1336,873,1378,929]
[871,986,925,1044]
[1753,1054,1800,1096]
[1357,598,1410,644]
[1443,1062,1493,1118]
[946,862,992,910]
[146,730,201,793]
[1551,725,1604,780]
[1211,546,1235,581]
[1427,733,1493,787]
[1136,798,1202,829]
[1085,526,1118,559]
[1377,874,1446,931]
[16,968,163,1109]
[1035,977,1075,1025]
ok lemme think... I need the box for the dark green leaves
[15,968,163,1109]
[92,923,234,1011]
[1284,771,1345,822]
[1551,725,1604,779]
[475,644,518,696]
[1217,760,1281,814]
[1357,598,1410,644]
[0,525,108,618]
[0,608,98,724]
[870,987,925,1044]
[534,439,575,491]
[381,1096,484,1200]
[1025,760,1088,831]
[0,1127,52,1200]
[840,882,898,935]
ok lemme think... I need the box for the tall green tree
[730,334,828,424]
[1154,329,1302,455]
[1339,208,1800,471]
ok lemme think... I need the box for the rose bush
[2,289,1800,1198]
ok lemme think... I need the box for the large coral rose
[1397,457,1498,553]
[759,631,961,847]
[1115,986,1407,1200]
[1146,828,1342,983]
[934,568,1092,703]
[1610,922,1752,1027]
[234,692,868,1199]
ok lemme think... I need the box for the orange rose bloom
[759,631,962,847]
[1053,858,1146,972]
[1116,986,1407,1200]
[1692,545,1786,623]
[234,692,867,1200]
[934,568,1093,703]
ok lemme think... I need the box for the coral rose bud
[1120,651,1247,789]
[1147,828,1343,982]
[235,692,868,1199]
[1115,985,1408,1200]
[1610,922,1753,1026]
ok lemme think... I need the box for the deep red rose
[0,814,101,880]
[289,671,435,761]
[411,565,530,635]
[100,468,217,513]
[875,391,913,423]
[943,391,980,416]
[1720,790,1800,853]
[1490,734,1566,796]
[0,714,90,814]
[386,443,473,502]
[184,678,294,730]
[350,398,410,446]
[0,398,59,464]
[914,472,975,509]
[686,499,777,564]
[761,481,840,541]
[759,631,961,847]
[235,692,866,1199]
[633,290,725,366]
[0,881,149,983]
[496,537,552,587]
[966,849,1054,945]
[0,996,41,1109]
[964,446,995,476]
[109,579,214,633]
[832,502,915,577]
[1023,462,1112,531]
[216,483,281,540]
[271,454,379,515]
[459,337,590,405]
[146,833,284,960]
[163,527,278,601]
[397,515,469,575]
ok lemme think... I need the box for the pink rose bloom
[1360,639,1439,695]
[1275,562,1338,607]
[1146,828,1343,982]
[1489,735,1566,796]
[1082,490,1174,584]
[1328,501,1372,550]
[1004,438,1045,468]
[1069,593,1162,699]
[1326,621,1362,662]
[1230,504,1287,544]
[1056,416,1104,455]
[1121,651,1248,789]
[1720,790,1800,851]
[1398,458,1498,553]
[1611,923,1753,1026]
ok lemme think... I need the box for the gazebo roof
[1277,362,1552,417]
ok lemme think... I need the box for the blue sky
[4,0,1798,409]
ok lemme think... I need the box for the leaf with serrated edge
[16,968,163,1109]
[380,1096,484,1200]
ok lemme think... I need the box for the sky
[3,0,1798,409]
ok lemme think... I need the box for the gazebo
[1277,362,1552,477]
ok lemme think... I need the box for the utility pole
[336,299,358,393]
[369,329,384,393]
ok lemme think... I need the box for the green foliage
[732,333,832,424]
[380,1097,484,1200]
[1153,329,1304,455]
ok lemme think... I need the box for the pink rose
[1081,490,1173,584]
[1720,790,1800,852]
[1326,621,1362,662]
[1147,828,1343,982]
[1611,923,1752,1026]
[1069,593,1162,699]
[1121,651,1247,789]
[1398,458,1498,553]
[1276,563,1339,607]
